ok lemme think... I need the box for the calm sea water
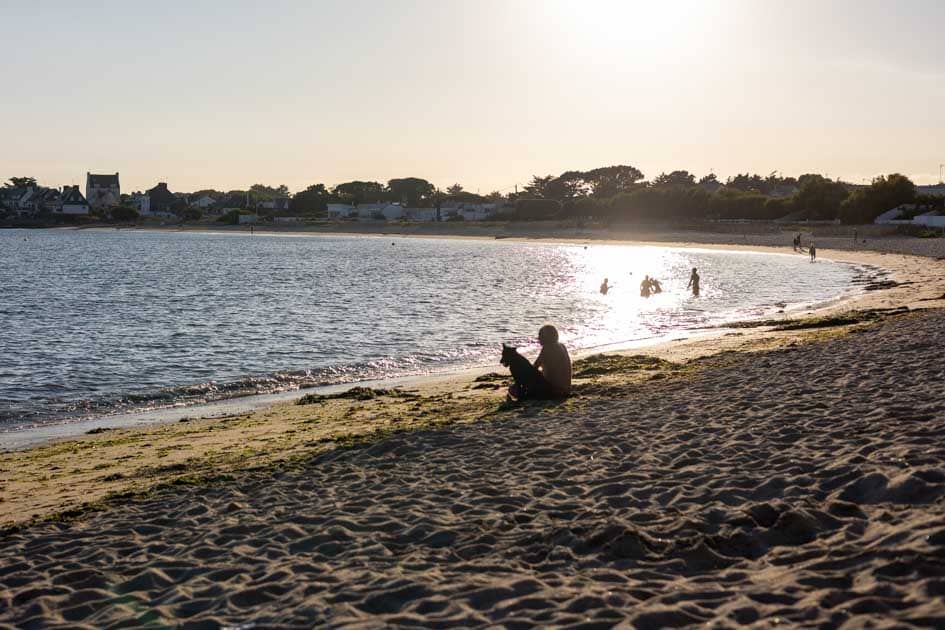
[0,229,865,433]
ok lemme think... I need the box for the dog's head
[500,343,518,367]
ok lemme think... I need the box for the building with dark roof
[86,172,120,208]
[146,182,177,213]
[61,185,90,215]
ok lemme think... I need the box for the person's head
[604,277,608,283]
[538,324,559,346]
[692,267,697,273]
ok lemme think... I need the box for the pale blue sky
[2,0,943,193]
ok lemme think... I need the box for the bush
[218,209,245,225]
[514,198,562,220]
[109,206,139,222]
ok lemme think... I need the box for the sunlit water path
[0,229,866,436]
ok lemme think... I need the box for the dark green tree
[585,165,645,197]
[291,183,329,213]
[332,181,385,205]
[6,177,37,188]
[794,176,849,220]
[446,183,464,196]
[387,177,435,207]
[839,173,915,224]
[523,175,554,198]
[652,170,696,187]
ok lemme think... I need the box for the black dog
[500,344,554,400]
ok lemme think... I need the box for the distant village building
[86,173,121,208]
[129,192,152,215]
[8,186,61,216]
[917,184,945,197]
[256,197,291,212]
[190,194,217,209]
[146,182,177,214]
[440,201,497,221]
[60,185,90,215]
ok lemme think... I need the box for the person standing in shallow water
[687,267,700,297]
[600,278,610,295]
[810,242,817,262]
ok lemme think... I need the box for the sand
[2,231,945,627]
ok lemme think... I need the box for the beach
[2,231,945,627]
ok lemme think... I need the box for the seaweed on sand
[572,354,680,378]
[297,387,417,405]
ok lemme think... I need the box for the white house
[129,192,151,215]
[404,207,438,221]
[326,202,403,220]
[436,202,498,221]
[875,204,945,228]
[190,194,217,209]
[59,186,89,215]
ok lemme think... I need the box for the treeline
[209,178,496,214]
[507,167,931,224]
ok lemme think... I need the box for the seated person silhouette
[501,324,572,401]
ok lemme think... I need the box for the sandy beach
[2,229,945,627]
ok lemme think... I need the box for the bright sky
[2,0,943,193]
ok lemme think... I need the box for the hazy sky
[2,0,943,193]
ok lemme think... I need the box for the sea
[0,228,870,446]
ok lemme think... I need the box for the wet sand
[2,232,945,627]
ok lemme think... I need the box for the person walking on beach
[810,242,817,262]
[853,229,858,248]
[687,267,700,297]
[600,278,611,295]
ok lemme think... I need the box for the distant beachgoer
[600,278,610,295]
[687,267,700,297]
[650,278,662,294]
[810,243,817,262]
[640,275,652,298]
[503,324,572,401]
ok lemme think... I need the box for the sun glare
[548,0,711,55]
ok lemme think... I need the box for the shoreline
[0,237,900,451]
[2,233,944,529]
[3,228,945,626]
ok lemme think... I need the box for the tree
[544,171,591,200]
[652,170,696,187]
[332,181,385,205]
[794,176,849,220]
[181,208,202,221]
[6,177,37,188]
[250,184,290,200]
[291,183,329,213]
[387,177,436,207]
[698,173,719,186]
[523,175,554,199]
[584,165,645,197]
[726,173,766,193]
[839,173,915,224]
[446,183,464,196]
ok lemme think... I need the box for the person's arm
[534,347,546,371]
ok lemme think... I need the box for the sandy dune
[2,308,944,627]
